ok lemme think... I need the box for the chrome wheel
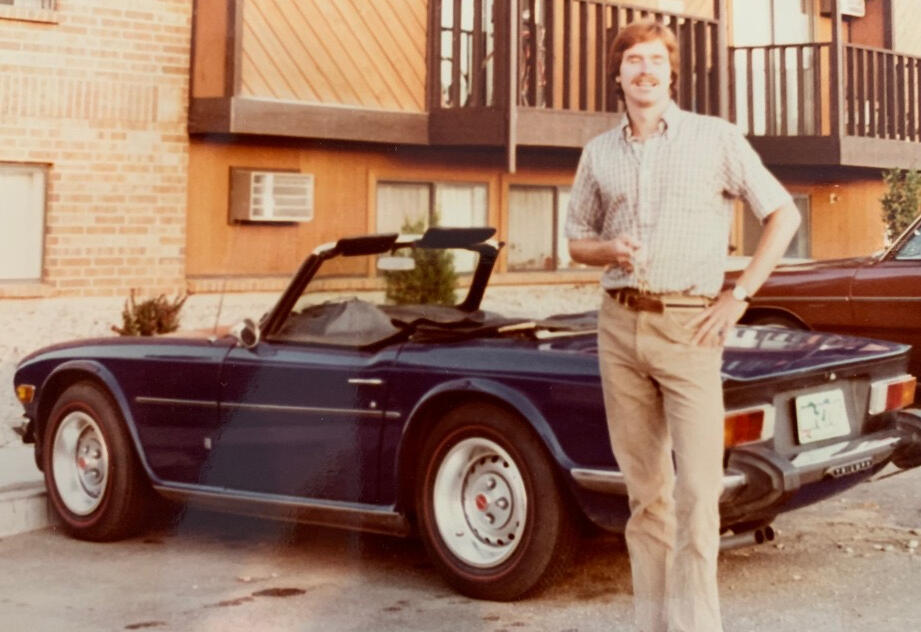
[432,437,527,568]
[52,411,110,516]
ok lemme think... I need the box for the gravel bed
[0,284,602,448]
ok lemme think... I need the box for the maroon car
[728,215,921,379]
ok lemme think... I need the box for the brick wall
[0,0,192,297]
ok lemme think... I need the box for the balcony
[730,40,921,169]
[431,0,725,162]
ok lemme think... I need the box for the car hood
[535,318,907,382]
[16,333,230,368]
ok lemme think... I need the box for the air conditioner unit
[820,0,866,18]
[229,169,314,223]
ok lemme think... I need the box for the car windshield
[895,227,921,260]
[272,247,491,347]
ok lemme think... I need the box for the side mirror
[230,318,260,349]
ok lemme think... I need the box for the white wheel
[431,437,527,568]
[52,411,110,516]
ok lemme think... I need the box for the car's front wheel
[43,381,150,541]
[415,402,577,600]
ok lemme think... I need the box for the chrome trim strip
[751,296,848,303]
[348,378,383,386]
[135,396,218,408]
[222,401,385,418]
[152,484,410,537]
[570,468,747,501]
[850,296,921,303]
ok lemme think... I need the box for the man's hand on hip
[687,290,748,347]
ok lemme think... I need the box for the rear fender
[394,377,574,514]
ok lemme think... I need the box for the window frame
[507,183,581,273]
[0,162,48,283]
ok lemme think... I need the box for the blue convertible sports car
[12,228,921,600]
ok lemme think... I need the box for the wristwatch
[731,283,751,303]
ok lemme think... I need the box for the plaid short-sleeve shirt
[565,101,792,297]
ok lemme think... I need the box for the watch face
[732,285,747,301]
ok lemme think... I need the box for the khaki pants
[598,292,725,632]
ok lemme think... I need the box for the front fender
[35,360,157,482]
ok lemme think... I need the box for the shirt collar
[618,101,682,142]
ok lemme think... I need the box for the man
[566,21,801,632]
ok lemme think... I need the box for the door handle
[348,378,383,386]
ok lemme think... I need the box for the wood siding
[192,0,230,97]
[188,141,585,278]
[784,178,887,259]
[238,0,427,112]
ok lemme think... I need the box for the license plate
[795,389,850,444]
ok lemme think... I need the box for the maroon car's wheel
[43,382,149,541]
[415,402,577,601]
[749,314,802,329]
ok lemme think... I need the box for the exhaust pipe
[720,525,776,552]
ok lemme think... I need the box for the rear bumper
[570,408,921,528]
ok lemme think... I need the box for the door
[208,342,394,503]
[851,228,921,376]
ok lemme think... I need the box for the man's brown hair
[607,21,679,100]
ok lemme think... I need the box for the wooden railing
[730,42,921,143]
[432,0,722,116]
[844,44,921,142]
[729,43,830,137]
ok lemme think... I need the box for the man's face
[618,38,672,108]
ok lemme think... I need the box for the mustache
[632,75,660,85]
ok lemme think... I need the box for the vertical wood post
[507,0,519,173]
[713,0,728,119]
[427,0,442,111]
[225,0,242,97]
[829,0,845,138]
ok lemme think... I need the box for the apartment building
[0,0,191,297]
[2,0,919,296]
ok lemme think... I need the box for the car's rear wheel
[748,313,803,329]
[43,382,150,541]
[415,402,577,600]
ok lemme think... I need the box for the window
[376,181,488,272]
[742,193,810,259]
[731,0,817,135]
[0,0,56,9]
[507,185,581,271]
[0,164,46,281]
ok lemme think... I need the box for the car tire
[748,314,803,329]
[43,381,150,541]
[415,402,577,601]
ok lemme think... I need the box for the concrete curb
[0,484,51,538]
[0,444,52,538]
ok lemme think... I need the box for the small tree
[881,168,921,243]
[112,290,187,336]
[384,217,458,306]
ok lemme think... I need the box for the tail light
[868,375,917,415]
[724,405,775,448]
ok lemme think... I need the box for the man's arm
[689,200,801,346]
[568,235,641,271]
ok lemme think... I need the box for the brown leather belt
[607,287,712,313]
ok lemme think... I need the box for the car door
[206,341,396,503]
[851,228,921,376]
